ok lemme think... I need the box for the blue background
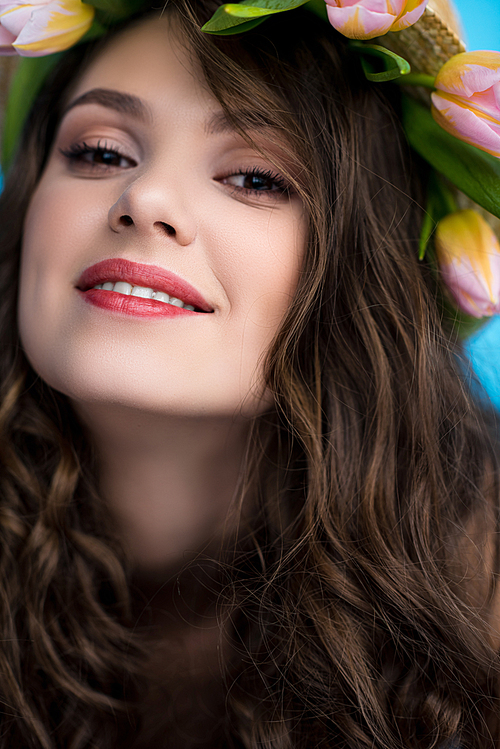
[453,0,500,409]
[453,0,500,52]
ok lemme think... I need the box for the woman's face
[18,15,306,419]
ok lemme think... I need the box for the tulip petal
[361,0,402,11]
[436,210,500,318]
[435,51,500,98]
[460,86,500,121]
[0,0,49,8]
[326,4,396,39]
[0,4,32,35]
[494,81,500,110]
[390,0,427,32]
[441,257,500,317]
[325,0,402,10]
[12,0,94,55]
[432,92,500,158]
[0,20,16,51]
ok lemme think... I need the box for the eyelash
[221,167,290,198]
[60,141,291,198]
[60,140,136,170]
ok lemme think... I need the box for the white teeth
[153,291,170,303]
[113,281,132,295]
[131,286,154,299]
[92,281,195,310]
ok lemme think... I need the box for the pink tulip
[436,210,500,318]
[0,0,94,56]
[431,51,500,158]
[324,0,428,41]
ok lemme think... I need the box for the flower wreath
[1,0,500,332]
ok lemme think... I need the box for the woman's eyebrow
[62,88,153,122]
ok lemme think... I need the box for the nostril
[156,221,176,237]
[120,215,134,227]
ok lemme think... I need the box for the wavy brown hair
[0,2,498,747]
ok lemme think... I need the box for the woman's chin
[26,354,271,421]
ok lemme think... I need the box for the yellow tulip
[324,0,428,41]
[0,0,94,57]
[431,51,500,158]
[435,210,500,318]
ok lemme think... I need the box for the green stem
[397,72,436,89]
[443,188,458,214]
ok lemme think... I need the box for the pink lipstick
[77,258,213,318]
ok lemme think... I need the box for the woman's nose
[107,171,197,247]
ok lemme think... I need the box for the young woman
[0,0,498,746]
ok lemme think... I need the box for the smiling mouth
[77,258,214,314]
[90,281,200,311]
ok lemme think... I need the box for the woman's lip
[79,289,199,318]
[77,258,213,312]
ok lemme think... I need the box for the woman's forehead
[70,14,210,112]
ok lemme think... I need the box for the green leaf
[360,57,408,82]
[419,172,457,259]
[202,0,309,34]
[349,41,410,83]
[87,0,142,20]
[2,54,62,170]
[304,0,328,22]
[221,2,280,16]
[419,206,435,260]
[402,94,500,221]
[203,16,268,34]
[80,16,107,40]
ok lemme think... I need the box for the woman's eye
[222,169,289,196]
[60,141,136,171]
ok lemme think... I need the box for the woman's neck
[73,401,252,576]
[73,402,251,745]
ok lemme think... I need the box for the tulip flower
[435,210,500,318]
[431,51,500,159]
[0,0,94,57]
[324,0,428,41]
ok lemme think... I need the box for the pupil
[98,151,117,165]
[246,174,268,190]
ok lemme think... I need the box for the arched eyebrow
[62,88,153,122]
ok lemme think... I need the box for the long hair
[0,2,498,747]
